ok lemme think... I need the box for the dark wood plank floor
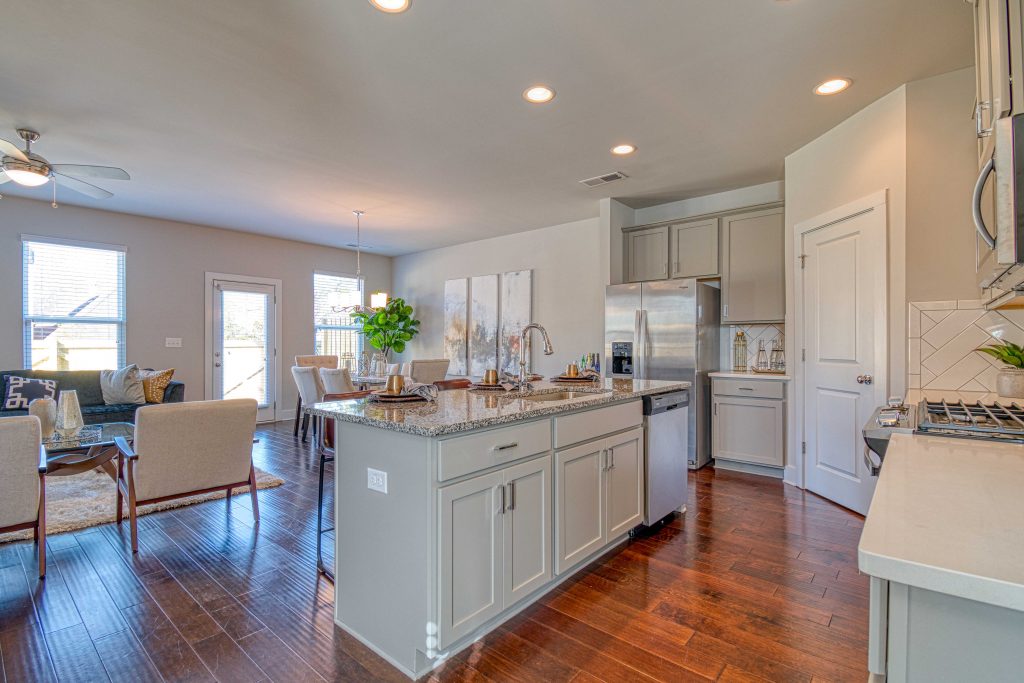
[0,422,868,682]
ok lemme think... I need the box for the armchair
[0,416,47,577]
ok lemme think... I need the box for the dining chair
[316,390,372,581]
[435,378,471,390]
[113,398,259,553]
[292,366,324,442]
[319,367,356,395]
[409,359,450,384]
[293,355,337,436]
[0,416,47,578]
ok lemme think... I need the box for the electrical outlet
[367,468,388,494]
[165,337,183,348]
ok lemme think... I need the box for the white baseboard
[713,458,784,479]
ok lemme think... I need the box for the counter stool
[316,390,371,581]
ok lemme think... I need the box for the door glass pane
[220,290,270,406]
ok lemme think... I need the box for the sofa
[0,369,184,424]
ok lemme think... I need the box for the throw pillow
[3,376,58,410]
[139,368,175,403]
[100,364,146,405]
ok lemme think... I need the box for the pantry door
[797,192,888,515]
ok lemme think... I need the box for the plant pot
[996,368,1024,398]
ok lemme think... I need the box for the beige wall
[0,197,391,415]
[906,67,980,302]
[391,218,604,378]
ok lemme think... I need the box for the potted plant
[976,340,1024,398]
[351,297,421,361]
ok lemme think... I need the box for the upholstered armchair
[292,366,323,442]
[292,355,337,436]
[113,399,259,553]
[0,416,47,577]
[318,367,356,395]
[409,359,450,384]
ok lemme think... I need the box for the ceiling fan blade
[54,173,113,199]
[50,164,130,181]
[0,138,28,162]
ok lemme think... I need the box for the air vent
[579,171,628,188]
[345,243,374,249]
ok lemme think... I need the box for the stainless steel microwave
[977,114,1024,306]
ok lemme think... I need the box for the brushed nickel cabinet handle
[493,442,518,452]
[508,482,515,511]
[499,484,506,514]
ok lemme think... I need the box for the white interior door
[212,279,278,422]
[800,198,887,515]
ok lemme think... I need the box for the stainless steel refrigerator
[605,280,720,469]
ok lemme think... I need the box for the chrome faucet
[515,323,554,389]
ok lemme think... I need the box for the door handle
[974,156,997,249]
[608,448,615,470]
[976,100,993,138]
[214,362,222,368]
[601,448,609,471]
[857,374,873,385]
[863,446,882,477]
[507,482,515,511]
[499,484,506,514]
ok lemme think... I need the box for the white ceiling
[0,0,972,255]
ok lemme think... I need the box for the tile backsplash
[723,324,786,370]
[908,299,1024,391]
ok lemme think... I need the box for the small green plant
[351,297,421,358]
[976,339,1024,368]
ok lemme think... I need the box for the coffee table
[44,422,134,478]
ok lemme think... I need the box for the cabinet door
[712,396,785,467]
[625,226,669,282]
[670,218,719,278]
[502,456,552,608]
[439,470,504,648]
[555,441,606,574]
[721,207,785,323]
[604,427,644,539]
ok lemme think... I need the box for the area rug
[0,467,284,543]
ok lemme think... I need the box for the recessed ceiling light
[369,0,410,13]
[814,78,852,96]
[611,144,636,156]
[523,86,555,104]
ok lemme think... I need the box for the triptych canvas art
[443,270,532,379]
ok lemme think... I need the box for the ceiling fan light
[3,166,49,187]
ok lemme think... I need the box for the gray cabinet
[973,0,1016,160]
[670,218,719,279]
[439,454,552,648]
[711,378,785,468]
[624,225,669,282]
[555,426,643,574]
[721,207,785,323]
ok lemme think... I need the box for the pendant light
[353,210,390,310]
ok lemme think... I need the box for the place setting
[552,361,600,384]
[369,374,439,404]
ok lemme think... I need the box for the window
[23,236,126,371]
[313,272,363,361]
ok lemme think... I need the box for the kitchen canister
[28,397,57,440]
[997,368,1024,398]
[55,390,85,438]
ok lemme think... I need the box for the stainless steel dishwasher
[643,390,690,525]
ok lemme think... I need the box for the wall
[906,67,980,302]
[391,218,604,378]
[0,197,391,415]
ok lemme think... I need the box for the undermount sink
[522,390,604,402]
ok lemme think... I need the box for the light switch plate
[165,337,183,348]
[367,468,388,494]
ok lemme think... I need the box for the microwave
[977,114,1024,306]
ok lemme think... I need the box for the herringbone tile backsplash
[727,324,785,369]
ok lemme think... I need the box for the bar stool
[316,390,371,582]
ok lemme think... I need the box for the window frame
[313,270,364,360]
[21,234,127,371]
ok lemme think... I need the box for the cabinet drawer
[554,401,642,449]
[712,378,784,400]
[438,420,551,481]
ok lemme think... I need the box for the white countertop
[858,432,1024,612]
[709,371,790,381]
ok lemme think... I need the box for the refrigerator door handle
[638,309,650,380]
[633,309,643,380]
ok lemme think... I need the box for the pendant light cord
[353,209,364,279]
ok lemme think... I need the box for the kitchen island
[307,378,689,679]
[858,432,1024,682]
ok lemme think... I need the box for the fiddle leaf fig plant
[976,339,1024,368]
[351,297,420,358]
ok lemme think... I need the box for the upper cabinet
[721,206,785,324]
[972,0,1023,160]
[670,218,719,279]
[624,225,669,282]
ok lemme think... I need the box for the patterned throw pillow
[3,376,58,410]
[139,368,175,403]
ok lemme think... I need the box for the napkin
[402,378,439,401]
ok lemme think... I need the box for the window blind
[22,238,126,370]
[313,272,363,360]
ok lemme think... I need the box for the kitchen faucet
[514,323,554,389]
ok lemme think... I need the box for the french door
[211,278,279,422]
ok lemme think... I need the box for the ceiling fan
[0,128,129,200]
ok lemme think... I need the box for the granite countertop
[858,432,1024,612]
[306,378,690,438]
[709,371,791,381]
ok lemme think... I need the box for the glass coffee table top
[44,422,134,455]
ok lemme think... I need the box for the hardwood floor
[0,422,868,682]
